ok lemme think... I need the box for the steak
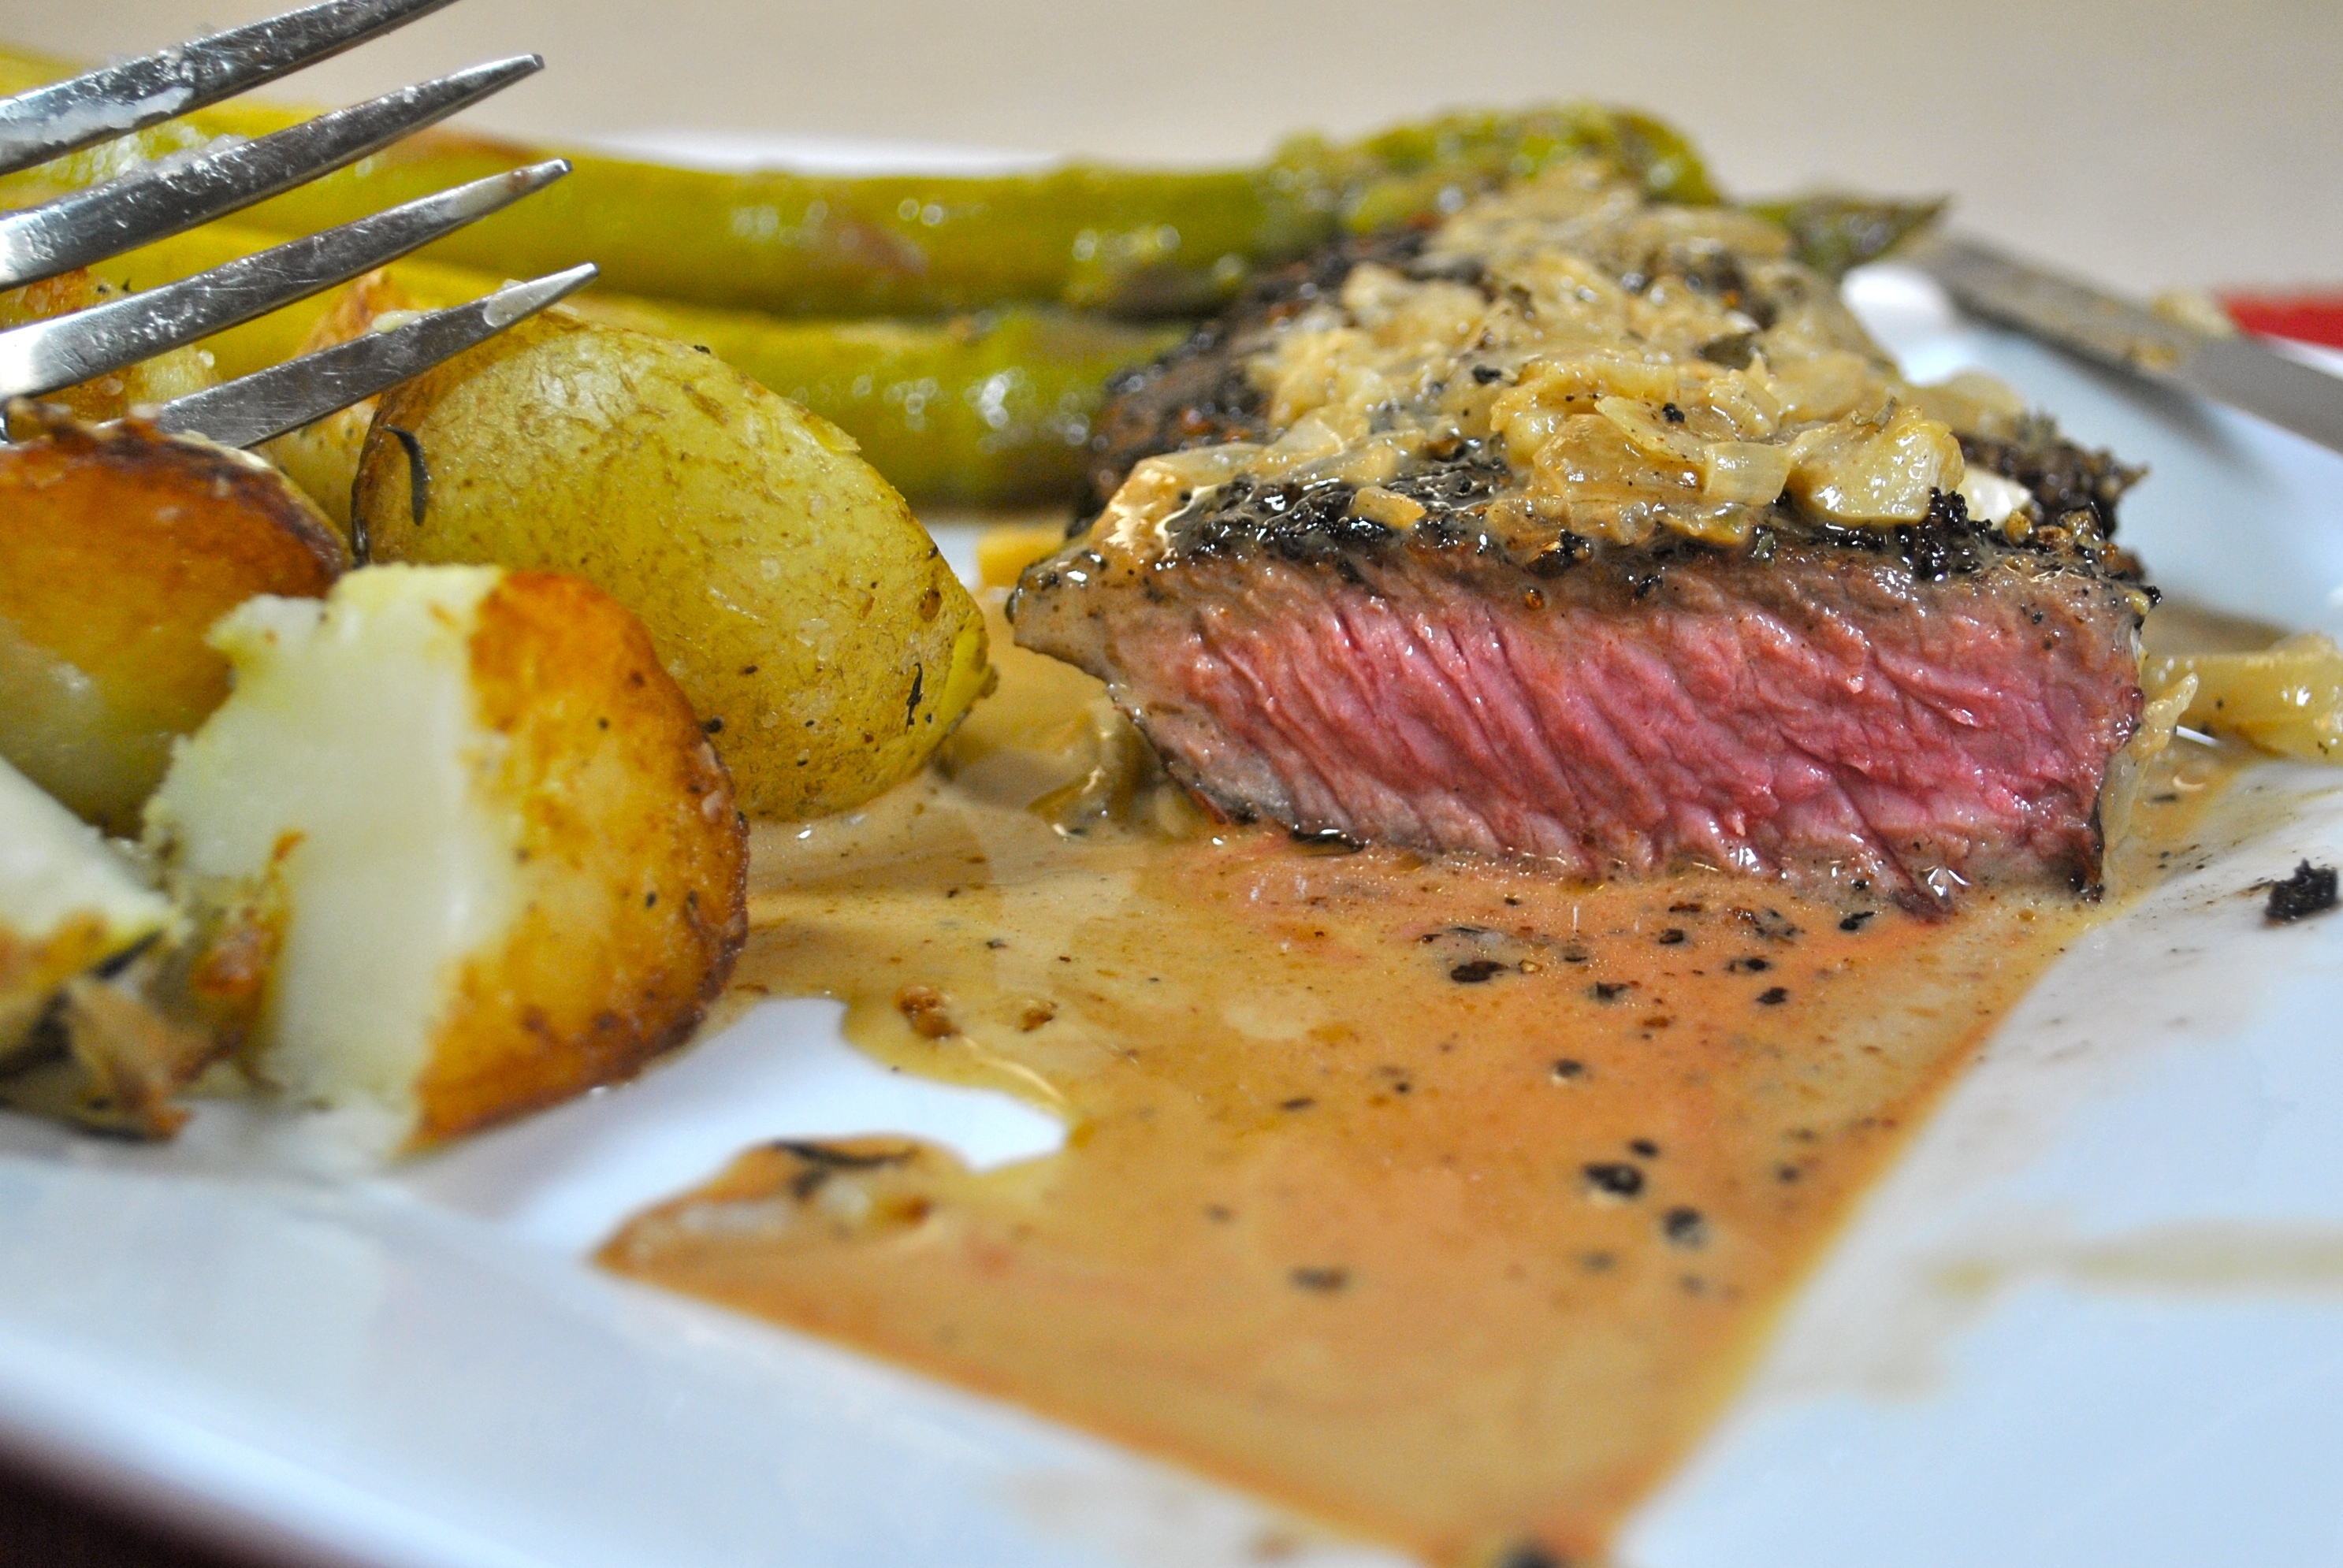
[1013,162,2151,901]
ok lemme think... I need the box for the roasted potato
[0,268,215,421]
[0,414,344,833]
[0,754,169,1058]
[0,901,242,1140]
[261,267,418,531]
[355,311,990,819]
[143,564,750,1150]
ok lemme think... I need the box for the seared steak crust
[1957,425,2141,541]
[1083,230,1428,513]
[1085,238,2144,559]
[1160,447,2137,589]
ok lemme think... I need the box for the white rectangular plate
[4,143,2341,1568]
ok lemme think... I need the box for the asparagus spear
[76,217,1180,507]
[0,44,1713,318]
[1742,193,1947,279]
[578,295,1185,503]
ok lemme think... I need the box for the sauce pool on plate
[602,600,2235,1568]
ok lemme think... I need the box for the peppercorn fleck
[1493,1543,1570,1568]
[1662,1206,1709,1247]
[2264,860,2338,923]
[1582,1162,1645,1198]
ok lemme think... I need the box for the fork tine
[0,0,463,178]
[151,262,597,451]
[0,56,542,292]
[0,158,570,403]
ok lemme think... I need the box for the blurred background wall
[2,0,2334,294]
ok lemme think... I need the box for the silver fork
[0,0,595,448]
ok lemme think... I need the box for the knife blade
[1905,232,2343,459]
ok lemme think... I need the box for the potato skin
[262,267,417,532]
[355,310,989,819]
[412,570,749,1145]
[0,269,214,420]
[0,417,344,831]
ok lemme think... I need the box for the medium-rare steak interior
[1011,160,2152,901]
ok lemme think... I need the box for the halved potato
[144,564,750,1150]
[0,937,236,1141]
[353,310,990,819]
[0,754,169,1057]
[261,267,417,532]
[0,414,344,832]
[0,269,215,421]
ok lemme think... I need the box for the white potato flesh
[146,566,519,1142]
[0,754,169,1050]
[143,563,748,1151]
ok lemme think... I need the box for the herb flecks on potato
[355,310,990,820]
[0,412,344,834]
[143,565,750,1151]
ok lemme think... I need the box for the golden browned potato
[0,413,345,833]
[0,952,234,1141]
[0,269,214,421]
[0,753,169,1058]
[353,310,990,819]
[260,267,418,532]
[143,564,749,1150]
[0,741,222,1140]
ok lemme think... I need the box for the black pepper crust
[1960,425,2143,541]
[1077,222,2153,599]
[1153,444,2143,593]
[1080,228,1434,515]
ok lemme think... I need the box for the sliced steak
[1014,522,2143,899]
[1016,162,2152,901]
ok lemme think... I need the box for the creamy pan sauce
[603,604,2233,1567]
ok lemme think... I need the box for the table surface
[0,1,2334,1562]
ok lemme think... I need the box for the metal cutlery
[0,0,594,447]
[1907,230,2343,459]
